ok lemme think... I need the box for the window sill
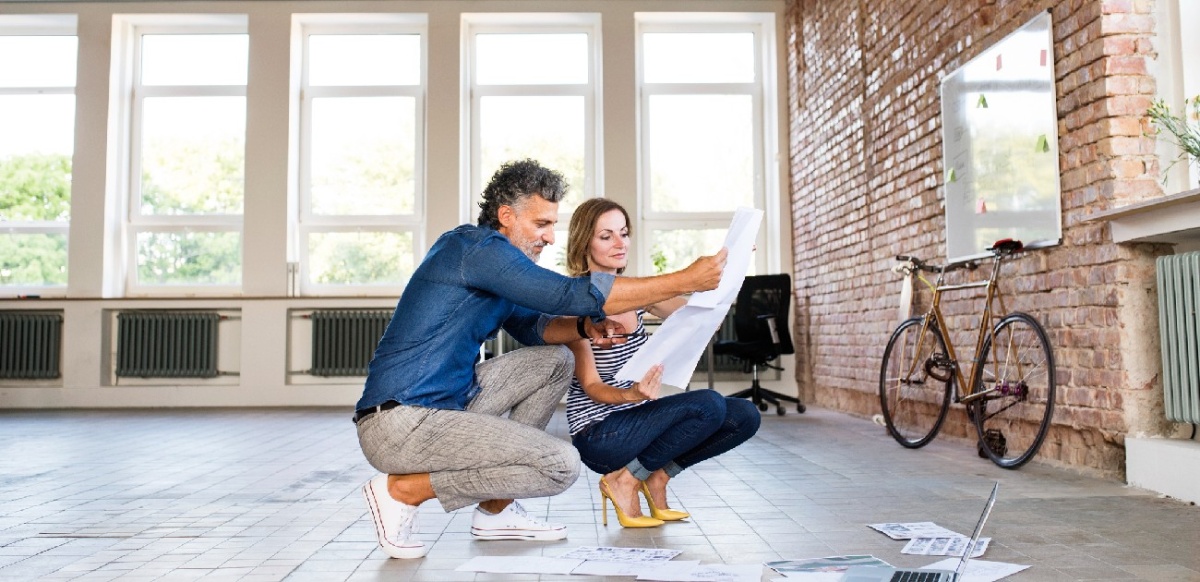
[1087,186,1200,245]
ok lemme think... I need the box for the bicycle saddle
[989,238,1024,255]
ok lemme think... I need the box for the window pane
[648,95,753,212]
[308,231,414,285]
[643,32,754,83]
[0,95,75,160]
[480,96,585,212]
[0,232,67,286]
[0,96,74,222]
[310,97,415,215]
[0,36,77,87]
[141,34,247,86]
[136,231,241,286]
[309,34,420,86]
[0,150,71,222]
[649,228,728,275]
[140,96,245,215]
[475,33,588,85]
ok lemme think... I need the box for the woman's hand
[626,364,664,402]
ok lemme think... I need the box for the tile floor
[0,401,1197,581]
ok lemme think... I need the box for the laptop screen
[955,482,1000,576]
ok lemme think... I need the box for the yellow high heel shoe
[639,482,690,521]
[599,478,663,528]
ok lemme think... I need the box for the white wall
[0,0,793,408]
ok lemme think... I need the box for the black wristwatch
[576,316,589,339]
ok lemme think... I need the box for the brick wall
[785,0,1169,475]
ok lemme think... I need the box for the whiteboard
[940,11,1062,262]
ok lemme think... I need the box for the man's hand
[683,247,728,292]
[625,364,663,401]
[583,317,628,348]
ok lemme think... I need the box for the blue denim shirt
[357,224,615,411]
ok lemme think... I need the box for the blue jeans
[571,389,761,480]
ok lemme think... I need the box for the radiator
[310,310,392,377]
[0,311,63,379]
[481,330,524,360]
[116,311,220,378]
[1157,252,1200,424]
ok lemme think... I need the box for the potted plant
[1147,95,1200,187]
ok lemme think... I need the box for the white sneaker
[470,501,567,541]
[362,474,429,559]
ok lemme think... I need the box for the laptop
[839,482,999,582]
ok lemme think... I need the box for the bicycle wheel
[969,312,1056,468]
[879,316,953,448]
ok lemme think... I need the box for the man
[356,159,727,559]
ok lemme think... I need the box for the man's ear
[496,204,517,230]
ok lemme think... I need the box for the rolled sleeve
[589,272,614,299]
[534,313,555,341]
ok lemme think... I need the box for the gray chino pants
[356,345,581,512]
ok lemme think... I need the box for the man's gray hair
[477,159,569,229]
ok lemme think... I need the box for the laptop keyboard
[890,571,944,582]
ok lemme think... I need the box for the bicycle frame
[904,253,1012,406]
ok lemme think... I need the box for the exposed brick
[787,0,1159,476]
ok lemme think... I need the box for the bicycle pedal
[924,353,955,382]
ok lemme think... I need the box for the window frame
[461,13,603,227]
[295,17,428,296]
[0,16,77,295]
[122,17,249,296]
[635,13,779,277]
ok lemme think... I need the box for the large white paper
[615,304,730,387]
[614,208,762,388]
[902,536,990,557]
[868,522,959,540]
[454,556,583,574]
[557,546,682,563]
[639,562,763,582]
[574,560,700,577]
[688,207,764,308]
[920,558,1029,582]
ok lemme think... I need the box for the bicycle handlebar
[893,255,977,274]
[893,239,1026,276]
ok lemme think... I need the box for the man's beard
[520,241,546,262]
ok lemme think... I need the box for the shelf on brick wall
[1087,186,1200,245]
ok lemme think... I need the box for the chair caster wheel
[797,403,806,413]
[757,402,768,412]
[776,406,785,416]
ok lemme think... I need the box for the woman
[564,198,761,528]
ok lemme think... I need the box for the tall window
[297,17,426,295]
[464,14,600,274]
[637,16,775,275]
[125,19,247,293]
[0,17,76,292]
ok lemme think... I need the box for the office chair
[713,273,805,416]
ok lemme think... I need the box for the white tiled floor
[0,404,1197,581]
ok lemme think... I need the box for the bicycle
[879,239,1056,468]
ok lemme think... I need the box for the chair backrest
[731,273,795,356]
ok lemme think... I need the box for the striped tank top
[565,310,649,435]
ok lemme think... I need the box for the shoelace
[394,507,420,542]
[507,501,550,527]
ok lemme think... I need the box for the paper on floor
[920,558,1029,582]
[453,555,582,574]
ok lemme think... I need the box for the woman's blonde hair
[566,198,632,277]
